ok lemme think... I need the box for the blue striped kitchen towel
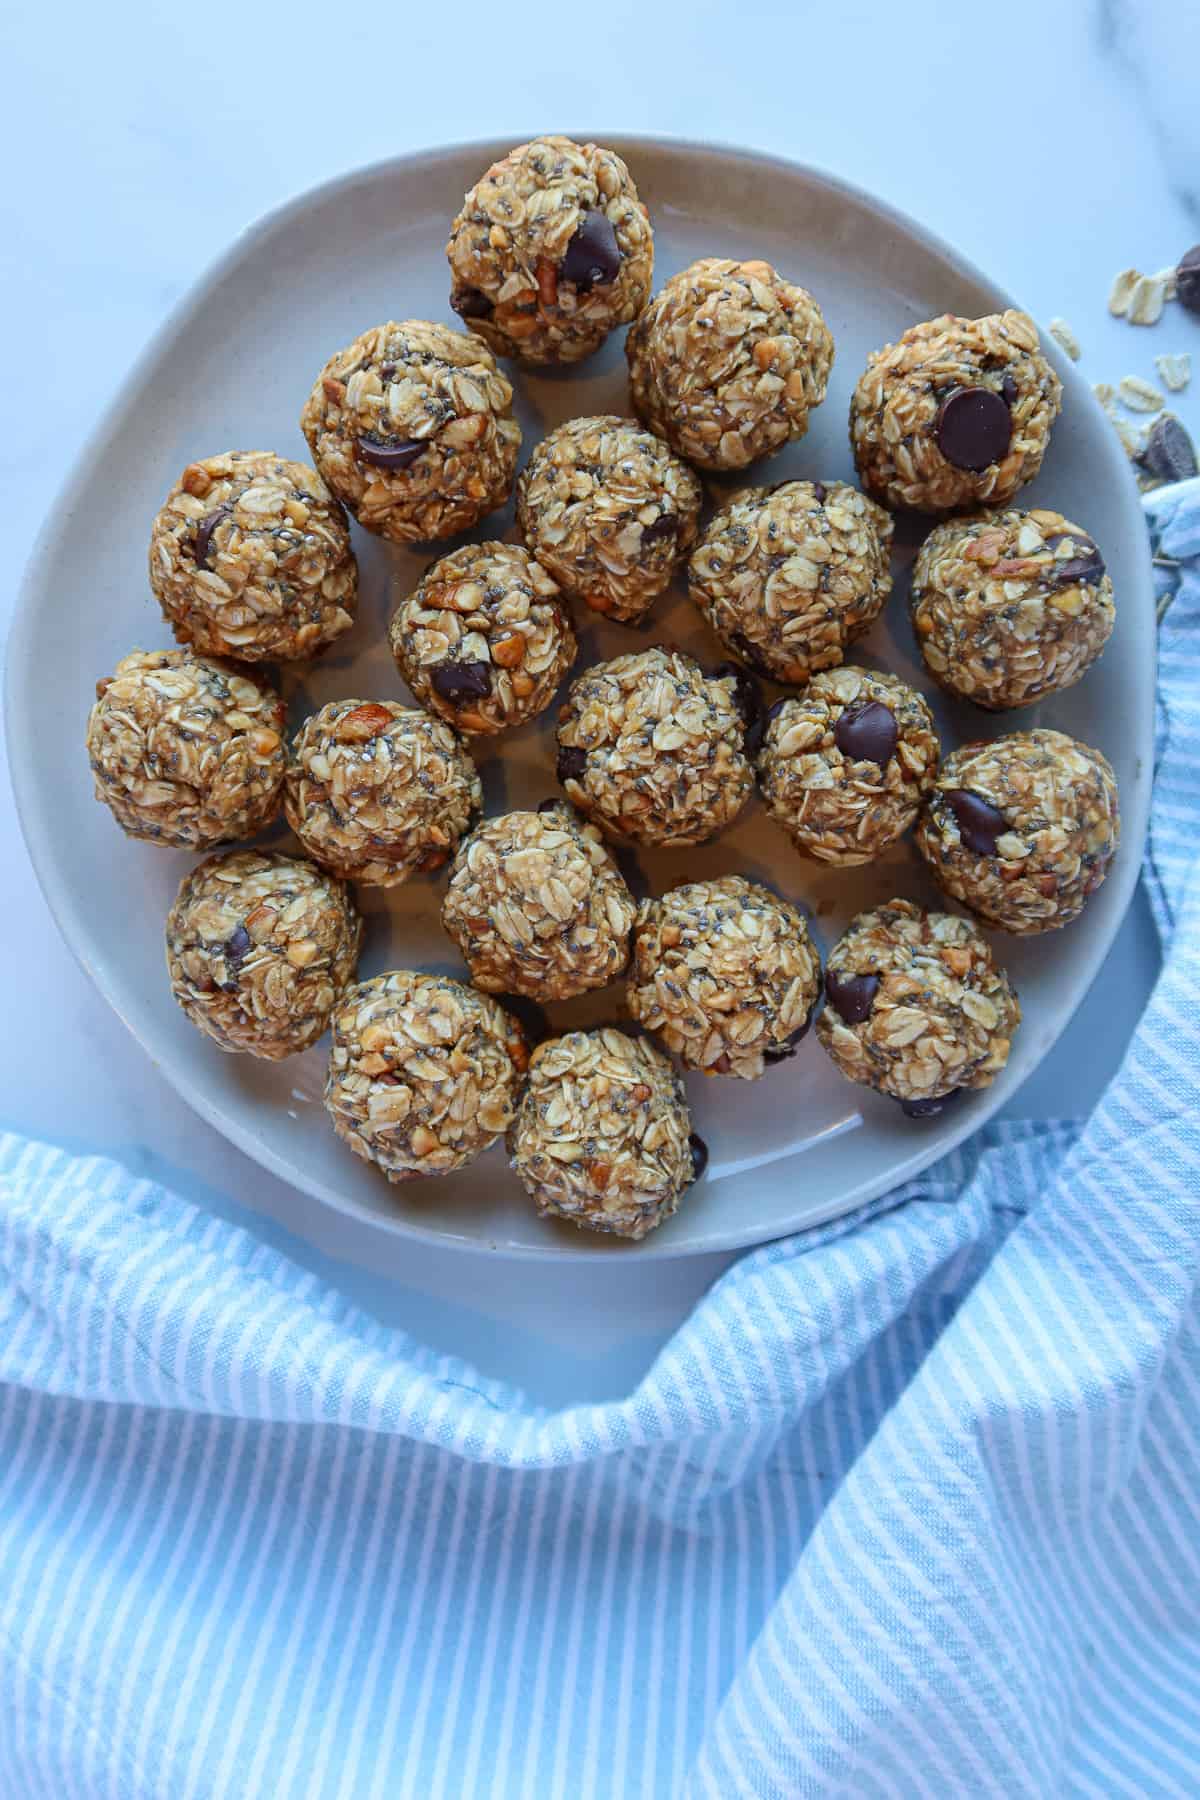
[2,481,1199,1800]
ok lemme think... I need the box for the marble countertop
[2,0,1196,1404]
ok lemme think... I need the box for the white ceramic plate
[7,138,1154,1258]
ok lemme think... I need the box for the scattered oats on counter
[910,508,1115,711]
[389,541,575,735]
[1154,353,1191,394]
[507,1028,699,1239]
[1047,318,1081,360]
[285,699,481,886]
[626,876,820,1079]
[87,649,286,848]
[441,804,635,1001]
[1108,268,1140,318]
[687,479,893,686]
[916,728,1120,934]
[626,256,833,471]
[1118,375,1164,414]
[325,971,527,1183]
[516,416,703,625]
[166,850,362,1059]
[446,136,653,365]
[817,898,1020,1116]
[300,319,520,542]
[850,311,1062,513]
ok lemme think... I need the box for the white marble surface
[2,0,1196,1403]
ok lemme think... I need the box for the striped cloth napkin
[2,482,1198,1800]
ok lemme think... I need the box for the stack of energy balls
[86,135,1120,1242]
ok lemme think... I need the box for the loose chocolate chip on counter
[556,745,588,784]
[640,511,678,546]
[453,287,494,319]
[945,788,1008,856]
[825,971,879,1026]
[192,506,230,570]
[1001,372,1019,406]
[935,387,1013,471]
[746,695,790,758]
[224,924,251,964]
[1139,413,1199,484]
[560,209,622,292]
[1176,245,1200,317]
[431,660,492,704]
[688,1132,710,1184]
[356,436,426,471]
[712,661,763,731]
[834,700,898,770]
[900,1088,961,1120]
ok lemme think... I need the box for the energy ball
[756,667,939,866]
[165,850,362,1060]
[87,649,285,849]
[688,480,893,684]
[300,320,520,543]
[442,804,635,1001]
[148,451,356,662]
[446,135,653,366]
[850,310,1062,513]
[627,876,820,1079]
[516,416,703,624]
[285,700,481,886]
[915,728,1119,934]
[910,508,1115,710]
[817,898,1020,1116]
[389,541,575,735]
[325,971,527,1183]
[555,646,754,847]
[507,1028,699,1239]
[626,257,834,471]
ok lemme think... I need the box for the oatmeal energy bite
[326,972,527,1182]
[910,509,1115,710]
[166,850,362,1060]
[626,257,833,471]
[627,877,820,1079]
[916,728,1119,934]
[850,310,1062,513]
[87,649,285,849]
[301,320,520,543]
[516,416,703,624]
[442,805,635,1001]
[508,1029,700,1239]
[688,480,893,684]
[757,667,939,867]
[389,542,575,735]
[555,646,755,847]
[148,451,356,661]
[447,136,653,365]
[817,899,1020,1115]
[285,700,481,887]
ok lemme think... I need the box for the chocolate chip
[945,788,1008,856]
[192,506,230,570]
[378,362,397,379]
[825,971,879,1025]
[640,511,678,546]
[688,1132,709,1184]
[711,661,763,732]
[1051,550,1106,588]
[834,700,898,770]
[900,1089,961,1119]
[431,660,491,704]
[560,209,621,292]
[537,797,563,815]
[224,924,250,964]
[356,436,425,471]
[811,481,827,503]
[730,631,775,679]
[1139,413,1199,484]
[935,387,1013,471]
[453,287,494,319]
[764,1012,814,1063]
[1001,372,1019,406]
[556,745,588,784]
[1176,245,1200,317]
[746,694,789,758]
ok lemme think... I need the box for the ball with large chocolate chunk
[446,136,653,365]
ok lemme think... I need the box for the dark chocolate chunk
[688,1132,709,1184]
[431,660,491,704]
[379,362,397,379]
[1176,245,1200,317]
[711,661,763,732]
[746,695,790,758]
[935,387,1013,471]
[900,1088,961,1119]
[834,700,898,770]
[192,506,230,570]
[640,510,678,546]
[764,1012,814,1063]
[537,797,564,815]
[556,744,588,784]
[1001,371,1019,406]
[224,924,251,964]
[730,631,775,679]
[1043,532,1105,587]
[356,436,425,471]
[1139,413,1198,484]
[825,970,879,1025]
[811,481,827,503]
[945,788,1008,856]
[453,287,494,319]
[560,209,621,292]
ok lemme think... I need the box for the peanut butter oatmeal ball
[446,136,653,366]
[325,972,527,1183]
[756,667,939,867]
[166,850,362,1059]
[915,729,1119,934]
[508,1029,700,1239]
[626,258,834,471]
[850,310,1062,514]
[86,649,285,849]
[300,320,520,543]
[516,416,703,624]
[688,480,893,684]
[555,647,755,847]
[442,805,635,1001]
[389,541,575,735]
[627,877,820,1079]
[817,899,1020,1116]
[285,700,481,887]
[910,509,1115,710]
[148,451,356,661]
